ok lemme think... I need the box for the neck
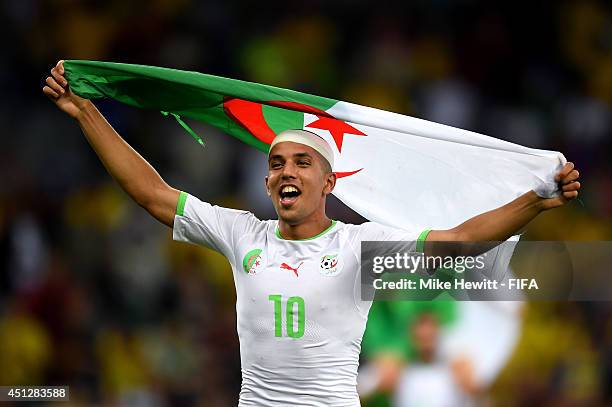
[278,214,333,240]
[418,348,436,363]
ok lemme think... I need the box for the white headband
[269,129,334,169]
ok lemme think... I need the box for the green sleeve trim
[276,220,337,241]
[416,229,431,253]
[176,191,188,216]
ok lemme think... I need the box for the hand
[43,60,91,119]
[541,162,581,210]
[451,357,479,395]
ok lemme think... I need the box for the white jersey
[173,192,422,406]
[393,361,475,407]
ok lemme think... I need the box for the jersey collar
[275,220,337,241]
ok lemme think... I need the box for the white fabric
[269,129,335,169]
[302,100,565,230]
[441,301,522,387]
[393,362,475,407]
[173,193,421,406]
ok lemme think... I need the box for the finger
[43,85,59,99]
[562,181,581,192]
[562,169,579,184]
[555,162,574,182]
[563,190,578,199]
[50,67,67,87]
[46,76,65,94]
[57,60,64,75]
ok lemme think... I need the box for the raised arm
[426,162,580,254]
[43,60,179,227]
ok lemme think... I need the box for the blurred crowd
[1,0,611,405]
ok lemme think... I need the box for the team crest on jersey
[242,248,264,275]
[319,254,342,276]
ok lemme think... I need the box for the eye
[270,161,283,169]
[298,160,311,167]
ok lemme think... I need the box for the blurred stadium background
[1,0,611,405]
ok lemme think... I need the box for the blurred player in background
[394,308,478,407]
[358,300,523,407]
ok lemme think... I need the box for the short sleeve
[355,222,427,244]
[350,222,430,313]
[347,222,430,268]
[172,192,262,259]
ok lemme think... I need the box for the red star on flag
[306,116,366,152]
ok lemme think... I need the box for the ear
[323,172,337,195]
[265,175,271,197]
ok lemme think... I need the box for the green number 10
[268,295,305,338]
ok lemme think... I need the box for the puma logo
[280,262,303,277]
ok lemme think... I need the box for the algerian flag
[64,60,564,231]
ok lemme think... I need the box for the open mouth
[279,185,302,207]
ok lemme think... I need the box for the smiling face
[266,141,336,225]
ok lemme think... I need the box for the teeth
[282,186,299,194]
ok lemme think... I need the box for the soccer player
[43,60,580,406]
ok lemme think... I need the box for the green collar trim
[276,220,337,241]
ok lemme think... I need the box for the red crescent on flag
[223,98,364,179]
[334,168,363,178]
[224,98,277,144]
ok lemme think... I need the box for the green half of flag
[64,60,337,152]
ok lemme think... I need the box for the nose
[281,160,298,179]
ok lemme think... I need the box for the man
[393,310,479,407]
[44,60,580,406]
